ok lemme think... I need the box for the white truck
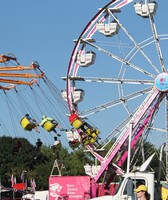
[91,171,157,200]
[91,150,168,200]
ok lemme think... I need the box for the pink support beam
[93,87,159,182]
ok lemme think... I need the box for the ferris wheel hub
[155,73,168,92]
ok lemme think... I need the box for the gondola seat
[42,121,57,132]
[20,117,36,131]
[71,118,83,129]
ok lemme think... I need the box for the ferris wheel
[63,0,168,191]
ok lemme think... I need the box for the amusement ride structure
[60,0,168,198]
[0,53,70,147]
[1,0,168,199]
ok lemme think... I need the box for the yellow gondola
[82,137,95,145]
[69,113,84,129]
[82,137,90,146]
[42,121,57,132]
[81,129,100,145]
[71,118,83,129]
[85,128,99,139]
[20,117,36,131]
[90,129,100,138]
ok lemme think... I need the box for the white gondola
[61,89,84,104]
[84,164,101,177]
[134,1,157,18]
[97,21,120,37]
[76,51,96,67]
[66,129,81,142]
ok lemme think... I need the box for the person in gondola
[25,114,40,133]
[69,112,100,145]
[36,138,43,149]
[51,136,61,158]
[65,128,80,149]
[52,136,61,148]
[40,115,61,137]
[13,140,22,154]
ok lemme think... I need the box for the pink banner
[49,176,90,200]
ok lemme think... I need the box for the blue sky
[0,0,109,88]
[0,0,168,150]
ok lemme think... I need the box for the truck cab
[91,172,156,200]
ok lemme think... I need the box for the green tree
[0,136,87,190]
[1,135,164,192]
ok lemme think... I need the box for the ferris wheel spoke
[80,87,152,117]
[83,39,156,78]
[108,9,159,74]
[67,76,154,85]
[148,10,166,72]
[118,34,168,75]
